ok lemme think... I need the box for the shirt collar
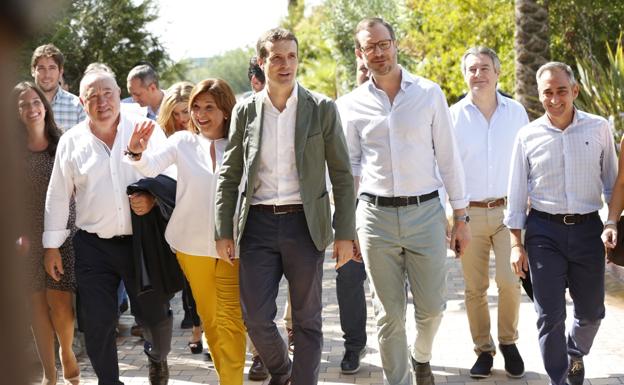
[367,66,415,94]
[50,87,63,104]
[540,107,582,131]
[262,82,299,111]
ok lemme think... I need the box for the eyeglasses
[360,39,393,55]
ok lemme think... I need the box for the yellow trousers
[176,252,246,385]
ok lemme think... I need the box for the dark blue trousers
[240,209,324,385]
[525,211,605,385]
[73,230,172,385]
[336,259,367,352]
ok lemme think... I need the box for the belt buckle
[486,199,497,209]
[273,205,287,215]
[393,196,409,207]
[563,214,576,225]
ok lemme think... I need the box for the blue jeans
[525,211,604,385]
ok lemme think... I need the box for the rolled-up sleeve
[504,133,529,229]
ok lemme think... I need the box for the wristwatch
[454,214,470,223]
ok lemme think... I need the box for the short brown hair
[188,79,236,139]
[256,28,298,60]
[353,17,396,50]
[31,43,64,69]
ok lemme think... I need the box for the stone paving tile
[29,249,624,384]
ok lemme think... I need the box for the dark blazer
[215,84,356,250]
[127,174,184,298]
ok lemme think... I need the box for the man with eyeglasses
[450,46,528,379]
[341,17,470,385]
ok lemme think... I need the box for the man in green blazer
[215,28,357,385]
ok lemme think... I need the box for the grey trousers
[239,209,324,385]
[356,199,448,385]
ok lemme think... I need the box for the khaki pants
[461,205,521,354]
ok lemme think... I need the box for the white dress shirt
[251,83,302,205]
[343,67,468,209]
[43,113,169,248]
[504,109,618,229]
[128,131,232,258]
[450,93,529,201]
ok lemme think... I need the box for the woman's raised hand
[128,120,156,154]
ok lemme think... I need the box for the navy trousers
[525,211,605,385]
[240,209,324,385]
[336,259,367,352]
[73,230,172,385]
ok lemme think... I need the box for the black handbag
[606,218,624,266]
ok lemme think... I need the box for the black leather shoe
[148,357,169,385]
[568,356,585,385]
[286,327,294,353]
[411,358,435,385]
[248,355,269,381]
[340,347,366,374]
[469,352,493,378]
[180,313,193,329]
[499,344,525,378]
[268,376,291,385]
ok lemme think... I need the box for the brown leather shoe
[248,355,269,381]
[148,357,169,385]
[411,358,435,385]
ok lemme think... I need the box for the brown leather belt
[469,197,506,209]
[251,204,304,215]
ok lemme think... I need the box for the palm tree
[514,0,550,119]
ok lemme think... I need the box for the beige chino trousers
[461,205,521,354]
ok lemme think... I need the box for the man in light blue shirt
[31,44,86,131]
[450,46,528,379]
[504,62,617,385]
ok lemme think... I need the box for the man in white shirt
[127,64,165,120]
[43,70,173,385]
[505,62,617,385]
[342,17,470,385]
[31,43,86,131]
[215,27,357,385]
[450,46,528,379]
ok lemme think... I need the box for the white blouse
[128,130,236,258]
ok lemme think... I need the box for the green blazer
[215,85,356,251]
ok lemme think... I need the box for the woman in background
[15,81,79,385]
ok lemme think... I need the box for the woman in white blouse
[126,78,245,384]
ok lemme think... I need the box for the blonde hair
[157,81,194,137]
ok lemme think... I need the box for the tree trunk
[514,0,550,120]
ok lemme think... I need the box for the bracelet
[124,147,142,160]
[511,243,523,250]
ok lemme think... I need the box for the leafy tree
[549,0,624,68]
[321,0,406,95]
[181,47,255,96]
[404,0,515,103]
[19,0,176,96]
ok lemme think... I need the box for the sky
[150,0,305,61]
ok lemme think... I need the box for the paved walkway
[39,249,624,384]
